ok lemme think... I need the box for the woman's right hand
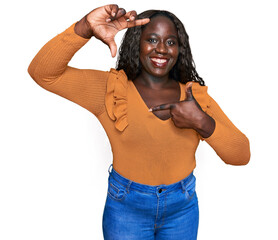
[75,4,150,57]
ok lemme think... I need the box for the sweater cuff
[58,22,90,48]
[200,120,223,144]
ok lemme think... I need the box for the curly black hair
[116,10,205,86]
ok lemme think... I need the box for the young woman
[28,4,250,239]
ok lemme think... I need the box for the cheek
[140,46,153,64]
[171,48,179,63]
[140,44,154,55]
[172,46,179,57]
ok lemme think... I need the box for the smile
[150,57,169,67]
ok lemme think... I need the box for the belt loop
[180,180,186,193]
[126,180,132,194]
[108,164,113,175]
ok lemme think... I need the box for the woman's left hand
[149,82,216,138]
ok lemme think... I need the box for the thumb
[107,40,117,58]
[185,82,193,100]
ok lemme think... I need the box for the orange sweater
[28,22,250,185]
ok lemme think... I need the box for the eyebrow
[146,33,178,39]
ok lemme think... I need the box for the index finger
[105,4,119,17]
[149,103,176,112]
[126,17,150,28]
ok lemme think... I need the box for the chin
[149,69,172,77]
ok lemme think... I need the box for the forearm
[28,22,90,84]
[202,97,251,165]
[205,121,250,165]
[27,21,110,117]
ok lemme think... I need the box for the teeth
[151,58,167,63]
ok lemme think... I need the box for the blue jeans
[102,164,199,240]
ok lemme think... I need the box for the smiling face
[139,15,179,78]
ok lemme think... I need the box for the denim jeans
[102,164,199,240]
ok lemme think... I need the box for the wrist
[195,112,216,139]
[74,16,94,39]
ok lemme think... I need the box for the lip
[149,57,170,68]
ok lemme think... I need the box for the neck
[136,70,172,89]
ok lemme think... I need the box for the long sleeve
[202,95,251,165]
[28,22,110,117]
[192,83,251,165]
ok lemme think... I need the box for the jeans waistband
[107,164,195,195]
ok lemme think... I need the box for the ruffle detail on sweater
[105,68,129,132]
[191,82,212,117]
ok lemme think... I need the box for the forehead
[141,15,177,36]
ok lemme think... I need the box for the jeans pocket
[184,175,196,201]
[107,176,127,202]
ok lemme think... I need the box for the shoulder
[180,81,208,93]
[108,68,128,81]
[106,68,129,100]
[105,68,129,132]
[191,81,208,94]
[191,81,211,113]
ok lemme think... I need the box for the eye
[167,40,176,46]
[147,38,158,43]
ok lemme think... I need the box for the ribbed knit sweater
[28,22,250,185]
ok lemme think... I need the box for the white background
[1,0,277,239]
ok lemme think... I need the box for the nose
[155,42,167,54]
